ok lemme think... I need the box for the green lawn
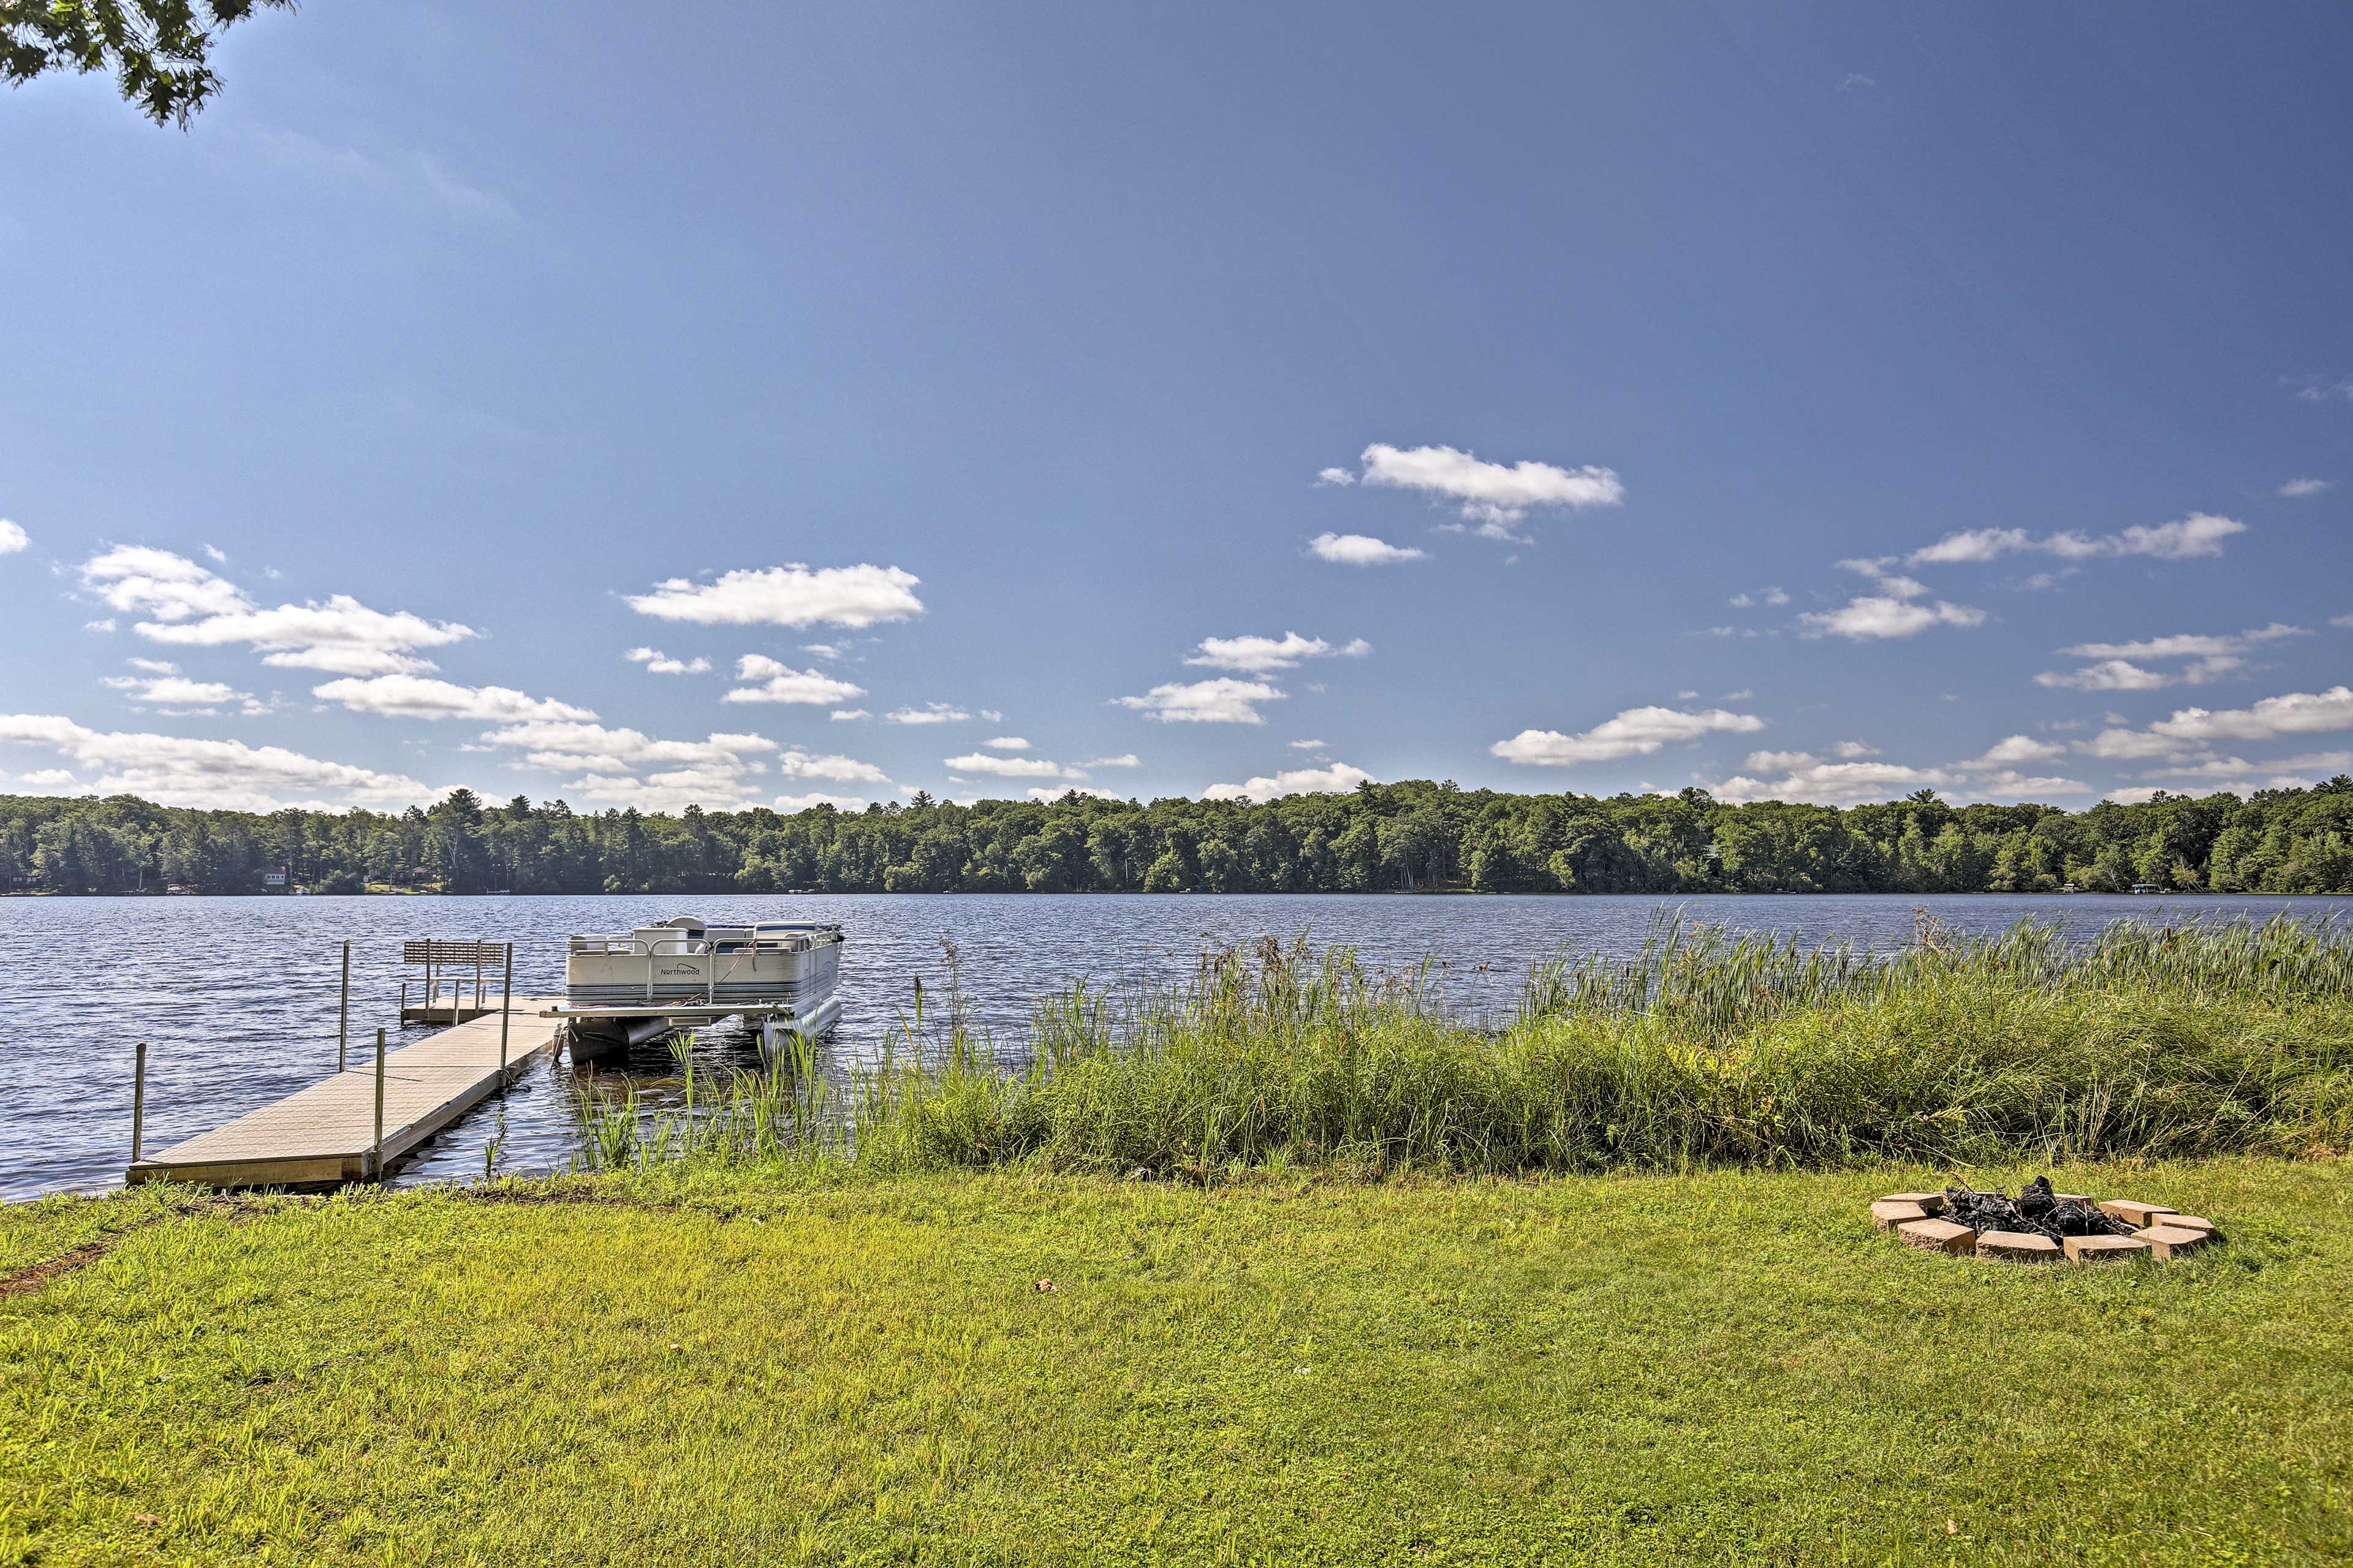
[4,1158,2349,1566]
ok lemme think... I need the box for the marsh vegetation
[575,914,2353,1181]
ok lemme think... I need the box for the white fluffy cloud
[1799,596,1987,640]
[0,519,26,555]
[1491,705,1764,766]
[2075,728,2190,761]
[625,564,923,628]
[1203,762,1376,803]
[625,647,711,675]
[1083,753,1140,768]
[2034,623,2303,691]
[983,736,1030,750]
[885,702,970,725]
[1903,513,2246,567]
[2143,751,2353,784]
[830,708,870,722]
[944,752,1086,779]
[1795,559,1986,639]
[1713,759,1953,803]
[722,654,867,706]
[1116,678,1284,724]
[314,674,596,722]
[776,749,893,784]
[1331,443,1624,537]
[107,676,250,710]
[476,720,778,810]
[102,662,263,714]
[2150,686,2353,743]
[0,714,427,811]
[2278,477,2333,498]
[1969,769,2094,797]
[78,547,474,675]
[774,792,868,812]
[1966,735,2068,768]
[1711,748,2090,805]
[1308,532,1426,566]
[2033,659,2177,692]
[1184,632,1371,673]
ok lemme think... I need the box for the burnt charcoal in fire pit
[1941,1177,2136,1243]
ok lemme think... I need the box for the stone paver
[1897,1218,1977,1255]
[1881,1191,1946,1214]
[2135,1224,2215,1260]
[2063,1235,2150,1263]
[1977,1230,2062,1262]
[1871,1199,1928,1230]
[2099,1199,2178,1227]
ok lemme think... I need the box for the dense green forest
[5,776,2351,896]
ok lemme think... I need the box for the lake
[4,890,2347,1201]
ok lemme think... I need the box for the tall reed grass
[578,914,2353,1180]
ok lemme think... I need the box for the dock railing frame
[401,939,509,1025]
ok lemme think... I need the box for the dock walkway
[127,1001,561,1189]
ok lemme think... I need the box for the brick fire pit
[1871,1178,2219,1263]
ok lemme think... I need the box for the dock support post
[474,949,484,1024]
[499,941,513,1071]
[423,942,434,1031]
[338,939,351,1072]
[372,1026,387,1180]
[132,1040,148,1164]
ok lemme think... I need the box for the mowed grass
[4,1157,2351,1566]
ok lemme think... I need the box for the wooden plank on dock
[127,1001,563,1189]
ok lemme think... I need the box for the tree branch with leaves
[2,0,294,126]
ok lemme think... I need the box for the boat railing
[566,930,841,956]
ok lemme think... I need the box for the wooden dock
[127,1001,561,1189]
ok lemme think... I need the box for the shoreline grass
[591,915,2353,1181]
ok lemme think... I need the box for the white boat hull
[758,995,843,1059]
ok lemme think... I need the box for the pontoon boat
[544,915,844,1064]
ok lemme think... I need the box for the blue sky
[2,3,2349,815]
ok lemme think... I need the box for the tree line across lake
[4,776,2351,897]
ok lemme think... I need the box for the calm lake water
[5,891,2348,1202]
